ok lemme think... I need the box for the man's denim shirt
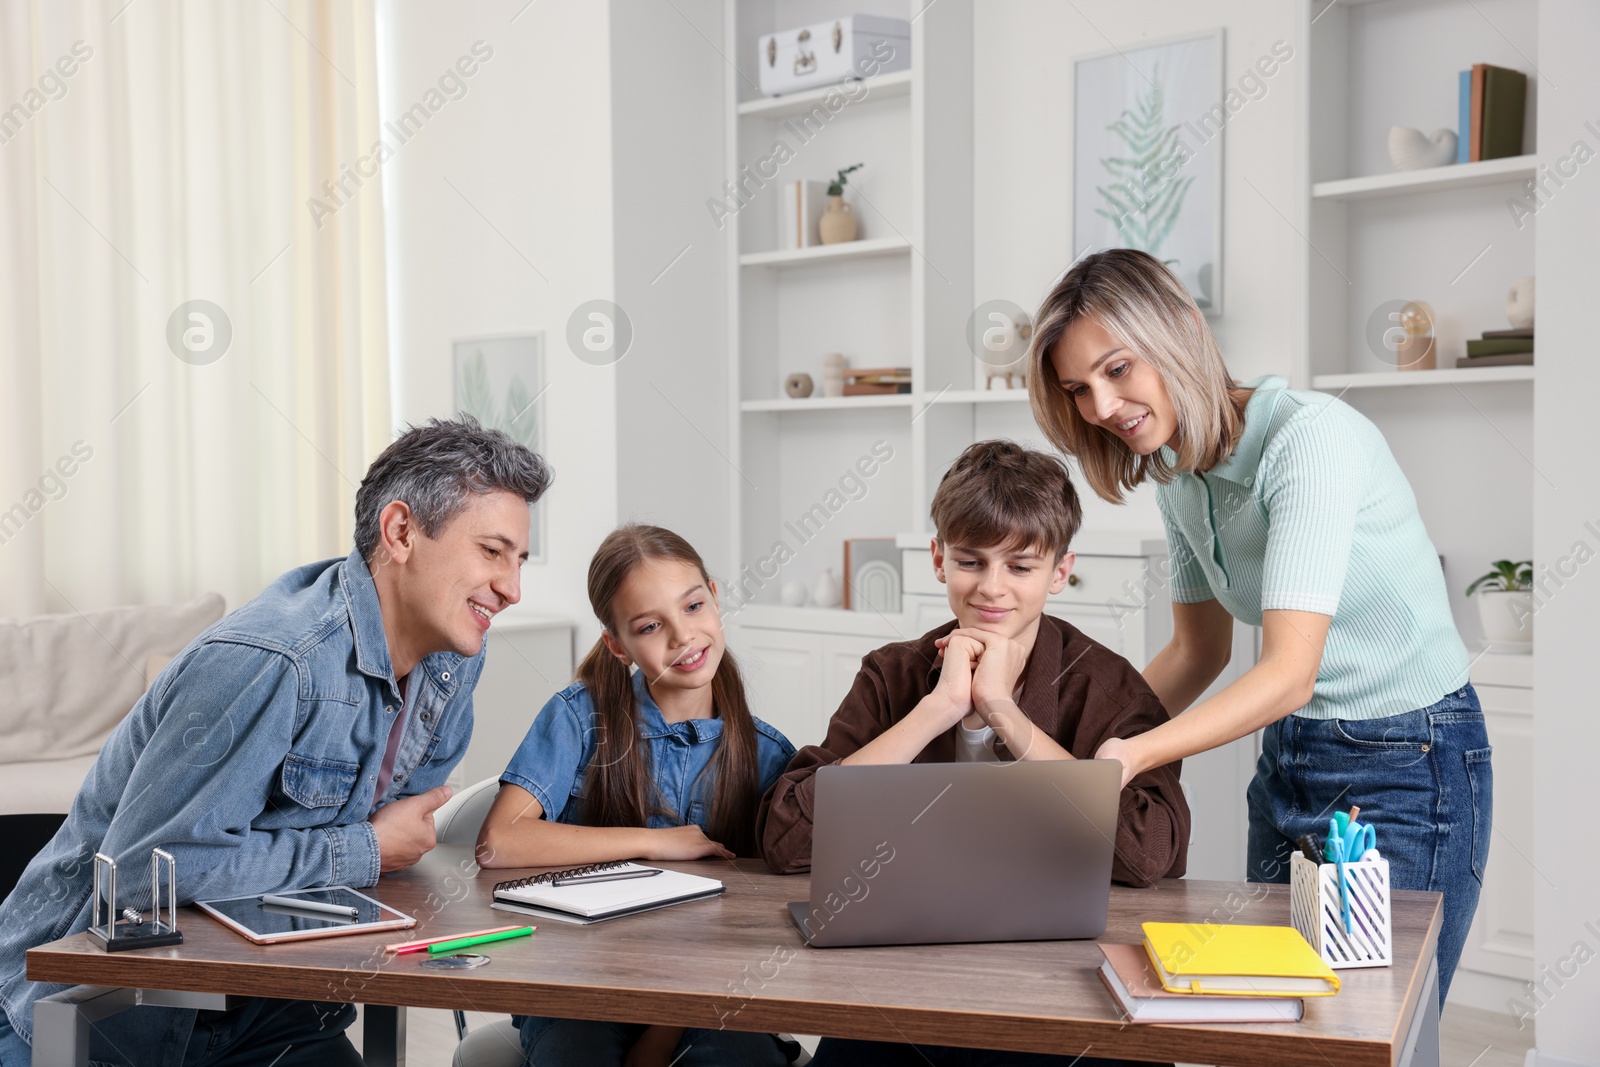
[0,550,482,1049]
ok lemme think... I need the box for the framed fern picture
[1073,30,1224,314]
[452,333,547,563]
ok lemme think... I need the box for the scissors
[1327,815,1379,933]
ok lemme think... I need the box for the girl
[477,524,799,1067]
[1027,248,1490,1004]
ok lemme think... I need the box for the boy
[759,441,1187,1065]
[759,440,1189,888]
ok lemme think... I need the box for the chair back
[434,777,502,847]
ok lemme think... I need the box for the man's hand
[623,1025,685,1067]
[1094,736,1141,789]
[927,634,982,729]
[642,825,735,861]
[952,628,1029,709]
[371,785,453,873]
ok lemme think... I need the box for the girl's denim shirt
[499,670,795,834]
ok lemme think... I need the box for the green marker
[427,926,535,954]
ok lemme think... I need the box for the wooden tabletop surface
[28,846,1439,1067]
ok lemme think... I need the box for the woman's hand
[642,825,735,861]
[1094,736,1143,789]
[623,1025,685,1067]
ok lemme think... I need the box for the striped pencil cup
[1290,852,1393,969]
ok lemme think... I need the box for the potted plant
[819,163,864,244]
[1465,559,1534,649]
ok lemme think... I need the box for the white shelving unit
[738,236,912,268]
[1311,153,1536,202]
[739,394,914,413]
[722,0,976,627]
[1305,0,1538,1008]
[736,68,913,119]
[1311,365,1534,389]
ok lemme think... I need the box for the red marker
[385,925,530,955]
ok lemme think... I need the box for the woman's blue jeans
[1246,684,1493,1005]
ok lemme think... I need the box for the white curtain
[0,0,392,616]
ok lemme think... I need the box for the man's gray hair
[354,414,553,562]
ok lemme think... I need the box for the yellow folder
[1142,922,1340,997]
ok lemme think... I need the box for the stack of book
[843,366,912,395]
[1096,922,1339,1024]
[1458,63,1527,163]
[1459,326,1532,368]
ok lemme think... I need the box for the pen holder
[1290,851,1392,969]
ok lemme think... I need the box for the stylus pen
[551,868,663,887]
[387,925,528,954]
[427,926,535,954]
[260,894,360,918]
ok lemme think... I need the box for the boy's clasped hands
[930,629,1066,762]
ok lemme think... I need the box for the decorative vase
[1387,127,1458,171]
[818,195,857,244]
[811,568,842,609]
[784,372,814,399]
[1477,590,1533,649]
[780,579,808,607]
[1506,276,1535,329]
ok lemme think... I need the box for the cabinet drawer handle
[1067,574,1081,587]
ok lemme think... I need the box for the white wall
[1532,2,1600,1059]
[379,0,617,635]
[610,0,732,577]
[972,1,1307,535]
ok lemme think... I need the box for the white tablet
[196,886,416,945]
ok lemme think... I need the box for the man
[0,415,552,1066]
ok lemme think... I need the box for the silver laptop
[787,760,1121,947]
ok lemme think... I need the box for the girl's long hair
[1027,248,1248,503]
[576,524,762,856]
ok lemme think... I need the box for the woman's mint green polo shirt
[1154,375,1469,720]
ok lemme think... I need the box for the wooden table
[27,846,1440,1067]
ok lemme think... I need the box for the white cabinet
[459,615,575,790]
[1453,651,1535,1010]
[736,626,826,750]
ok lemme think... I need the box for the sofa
[0,592,227,817]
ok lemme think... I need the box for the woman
[1027,248,1491,1001]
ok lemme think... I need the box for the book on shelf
[1469,65,1485,162]
[843,382,911,395]
[781,180,828,250]
[1456,352,1532,367]
[1097,944,1304,1024]
[1482,326,1533,339]
[1469,63,1527,162]
[1480,64,1528,160]
[1466,337,1536,358]
[1457,70,1471,164]
[843,366,912,379]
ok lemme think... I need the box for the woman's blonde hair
[1027,248,1245,503]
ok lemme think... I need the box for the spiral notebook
[490,861,725,925]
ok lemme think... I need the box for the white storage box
[1289,852,1394,969]
[757,14,911,97]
